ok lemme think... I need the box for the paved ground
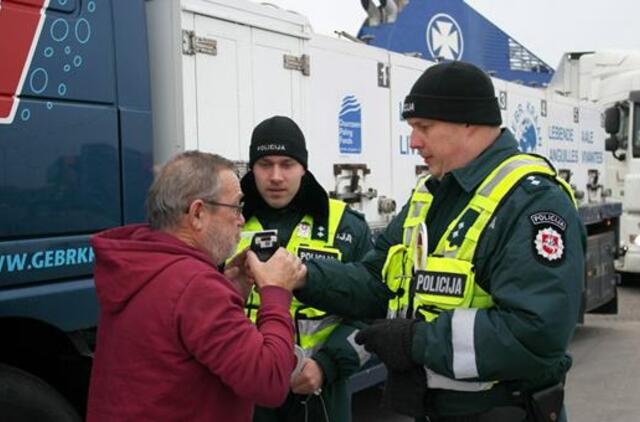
[351,283,640,422]
[565,282,640,422]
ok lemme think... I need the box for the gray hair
[146,151,235,230]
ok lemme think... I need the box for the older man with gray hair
[87,151,305,422]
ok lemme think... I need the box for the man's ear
[186,200,206,230]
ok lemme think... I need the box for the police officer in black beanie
[233,115,374,422]
[290,61,584,422]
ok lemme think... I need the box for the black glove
[354,319,417,371]
[382,366,428,417]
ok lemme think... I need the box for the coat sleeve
[295,203,411,319]
[340,209,374,261]
[312,320,371,384]
[311,213,375,382]
[176,278,295,407]
[411,180,585,388]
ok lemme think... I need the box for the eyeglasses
[186,199,244,215]
[202,199,244,215]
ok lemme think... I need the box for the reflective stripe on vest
[382,153,576,391]
[237,199,346,356]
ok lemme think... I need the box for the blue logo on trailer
[358,0,554,85]
[511,103,540,153]
[339,95,362,154]
[426,13,464,61]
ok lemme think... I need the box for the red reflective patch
[0,0,47,123]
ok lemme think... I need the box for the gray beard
[209,232,239,266]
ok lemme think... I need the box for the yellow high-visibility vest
[237,199,347,356]
[382,154,576,321]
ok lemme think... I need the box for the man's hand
[354,319,418,371]
[290,358,324,395]
[224,248,254,301]
[246,248,307,291]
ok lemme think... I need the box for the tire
[0,363,82,422]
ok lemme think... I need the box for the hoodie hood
[91,224,215,314]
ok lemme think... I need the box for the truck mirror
[604,106,620,134]
[605,135,619,152]
[605,135,626,161]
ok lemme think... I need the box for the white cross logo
[426,14,464,61]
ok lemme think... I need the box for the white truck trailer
[550,51,640,278]
[147,0,620,312]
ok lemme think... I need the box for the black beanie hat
[249,116,308,169]
[402,61,502,126]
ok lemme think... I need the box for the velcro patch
[530,211,567,231]
[297,247,340,263]
[413,271,467,298]
[446,208,480,248]
[297,222,311,239]
[312,225,327,240]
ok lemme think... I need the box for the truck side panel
[0,0,152,329]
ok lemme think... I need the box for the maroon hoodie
[87,224,295,422]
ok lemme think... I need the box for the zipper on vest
[407,270,417,319]
[395,249,410,319]
[293,306,306,347]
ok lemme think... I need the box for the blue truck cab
[0,0,151,418]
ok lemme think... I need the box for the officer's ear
[461,123,482,142]
[462,122,476,136]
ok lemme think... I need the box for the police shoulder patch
[534,227,565,262]
[530,211,567,265]
[529,211,567,231]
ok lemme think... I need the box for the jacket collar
[449,128,520,193]
[240,170,330,227]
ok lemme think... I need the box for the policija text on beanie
[249,116,308,169]
[401,61,502,126]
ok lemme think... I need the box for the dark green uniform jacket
[241,171,373,422]
[296,130,586,417]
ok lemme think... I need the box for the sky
[255,0,640,69]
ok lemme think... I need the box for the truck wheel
[0,363,82,422]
